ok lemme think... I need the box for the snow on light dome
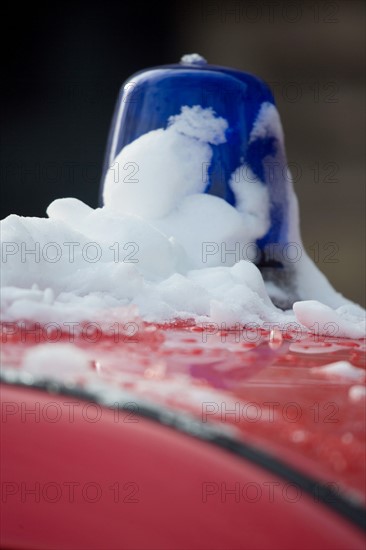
[1,104,365,338]
[180,53,207,65]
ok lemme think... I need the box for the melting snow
[1,104,365,338]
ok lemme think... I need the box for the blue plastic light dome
[100,55,289,265]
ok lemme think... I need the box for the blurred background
[1,0,365,306]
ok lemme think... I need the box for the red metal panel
[1,385,364,550]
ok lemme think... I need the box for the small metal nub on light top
[180,53,207,65]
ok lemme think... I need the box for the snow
[229,165,271,242]
[311,361,365,381]
[23,343,91,380]
[180,53,207,65]
[1,103,365,338]
[249,102,284,145]
[349,385,366,402]
[294,301,366,339]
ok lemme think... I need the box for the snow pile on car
[1,105,365,338]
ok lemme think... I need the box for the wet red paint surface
[2,320,365,506]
